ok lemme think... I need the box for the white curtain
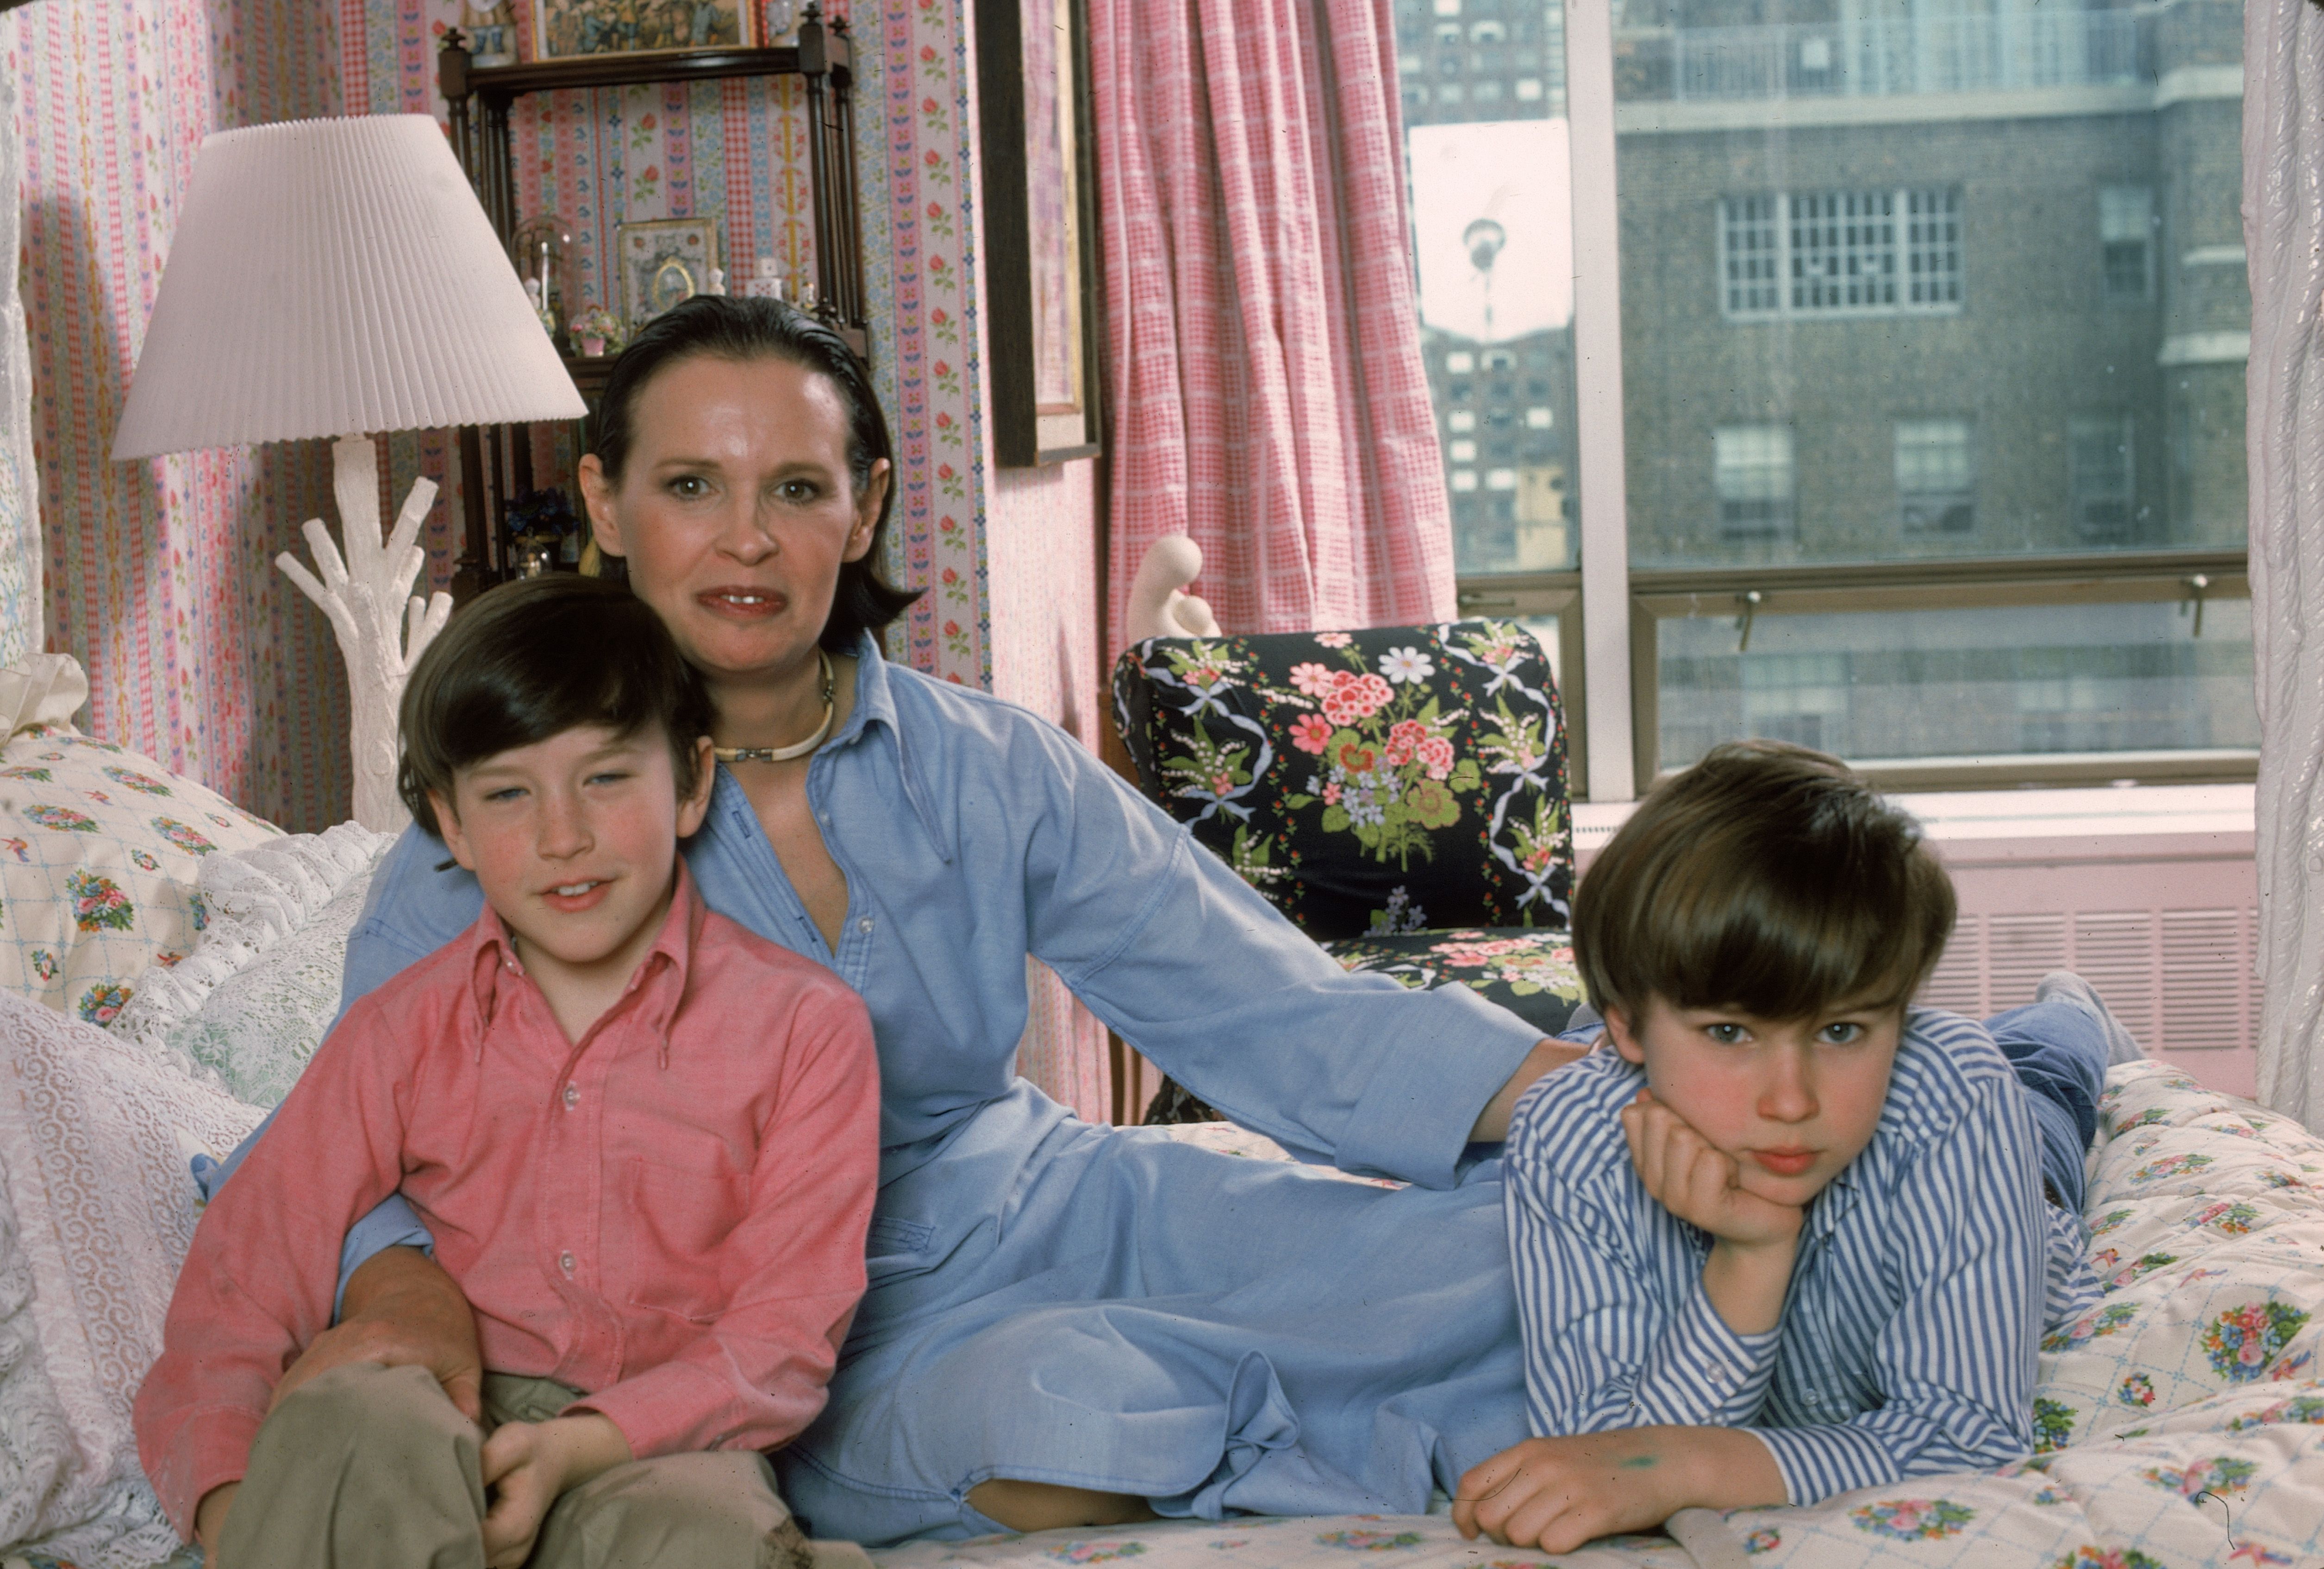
[2249,0,2324,1128]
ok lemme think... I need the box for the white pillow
[0,992,263,1568]
[107,822,394,1107]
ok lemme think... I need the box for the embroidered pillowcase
[107,822,394,1108]
[0,725,281,1026]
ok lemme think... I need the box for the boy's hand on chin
[1621,1090,1803,1248]
[1452,1431,1684,1552]
[480,1414,632,1568]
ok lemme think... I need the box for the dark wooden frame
[974,0,1103,466]
[437,13,866,597]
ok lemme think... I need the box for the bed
[0,725,2318,1569]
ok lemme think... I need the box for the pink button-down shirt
[133,862,881,1540]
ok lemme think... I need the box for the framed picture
[616,217,721,329]
[535,0,756,63]
[975,0,1102,466]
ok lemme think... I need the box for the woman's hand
[479,1414,632,1568]
[269,1246,484,1421]
[1452,1427,1786,1552]
[194,1480,239,1569]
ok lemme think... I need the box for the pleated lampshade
[112,113,585,459]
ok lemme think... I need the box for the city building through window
[1402,0,2251,795]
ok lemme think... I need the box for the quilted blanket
[879,1062,2324,1569]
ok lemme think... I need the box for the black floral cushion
[1140,927,1590,1124]
[1112,620,1575,941]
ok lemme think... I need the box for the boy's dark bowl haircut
[1572,739,1956,1025]
[396,574,717,839]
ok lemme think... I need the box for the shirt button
[857,917,874,934]
[562,1083,578,1108]
[819,811,832,825]
[559,1251,575,1275]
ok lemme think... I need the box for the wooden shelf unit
[435,19,868,595]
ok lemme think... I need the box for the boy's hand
[1453,1431,1685,1552]
[479,1413,632,1569]
[1620,1090,1803,1249]
[1453,1428,1788,1552]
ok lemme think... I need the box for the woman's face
[581,353,891,686]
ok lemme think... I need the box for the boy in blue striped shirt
[1457,741,2121,1553]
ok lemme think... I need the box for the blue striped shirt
[1504,1008,2099,1506]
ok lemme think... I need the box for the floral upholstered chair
[1112,620,1586,1122]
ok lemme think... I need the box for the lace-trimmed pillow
[107,823,395,1107]
[0,725,281,1027]
[0,992,264,1569]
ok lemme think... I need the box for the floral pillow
[0,724,281,1028]
[1321,928,1586,1040]
[1111,621,1574,941]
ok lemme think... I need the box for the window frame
[1446,6,2252,803]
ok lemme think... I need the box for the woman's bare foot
[967,1479,1159,1533]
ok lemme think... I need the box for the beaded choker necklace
[711,648,835,764]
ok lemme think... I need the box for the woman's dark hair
[397,573,717,838]
[1572,740,1957,1024]
[590,295,920,653]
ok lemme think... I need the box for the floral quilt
[1089,1061,2324,1567]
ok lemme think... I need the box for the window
[2069,414,2137,543]
[2101,186,2155,299]
[1713,426,1794,541]
[1421,0,2250,797]
[1720,190,1964,321]
[1895,419,1975,534]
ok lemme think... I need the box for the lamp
[112,114,586,831]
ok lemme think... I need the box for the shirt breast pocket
[625,1150,753,1321]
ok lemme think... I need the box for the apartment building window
[1720,189,1964,321]
[1418,0,2251,797]
[2069,414,2137,542]
[2101,186,2155,299]
[1714,426,1795,541]
[1895,420,1976,535]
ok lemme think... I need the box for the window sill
[1575,781,2255,860]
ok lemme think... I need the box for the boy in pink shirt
[134,574,881,1569]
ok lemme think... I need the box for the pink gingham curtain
[1090,0,1458,653]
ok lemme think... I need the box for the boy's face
[1605,994,1903,1208]
[431,724,715,993]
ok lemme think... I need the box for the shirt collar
[463,858,705,1065]
[830,630,951,863]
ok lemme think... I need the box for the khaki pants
[220,1363,870,1569]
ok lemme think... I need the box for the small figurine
[462,0,516,66]
[522,276,557,339]
[706,266,728,297]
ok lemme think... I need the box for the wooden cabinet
[436,13,868,593]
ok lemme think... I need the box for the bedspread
[871,1062,2324,1568]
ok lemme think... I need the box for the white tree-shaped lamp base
[276,436,454,833]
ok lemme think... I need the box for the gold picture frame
[616,217,721,330]
[535,0,756,63]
